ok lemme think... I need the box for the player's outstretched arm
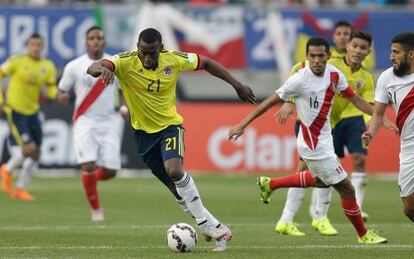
[350,95,398,134]
[362,102,388,146]
[200,57,256,104]
[349,94,374,116]
[228,93,281,141]
[87,61,114,86]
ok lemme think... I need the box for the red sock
[341,197,368,237]
[270,170,315,190]
[95,167,115,181]
[82,172,100,210]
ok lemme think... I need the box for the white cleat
[213,224,233,252]
[201,224,227,241]
[91,208,104,222]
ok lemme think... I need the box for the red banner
[178,103,400,174]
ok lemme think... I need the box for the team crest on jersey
[163,66,173,76]
[355,80,363,89]
[40,67,48,74]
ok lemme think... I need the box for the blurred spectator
[131,0,220,52]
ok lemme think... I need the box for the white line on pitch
[0,245,413,250]
[0,223,412,231]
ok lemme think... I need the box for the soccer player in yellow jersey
[0,33,57,201]
[87,28,255,252]
[331,20,375,72]
[273,31,397,236]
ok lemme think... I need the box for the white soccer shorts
[304,155,348,185]
[73,123,121,170]
[399,152,414,197]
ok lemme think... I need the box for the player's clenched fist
[361,131,372,147]
[100,67,114,86]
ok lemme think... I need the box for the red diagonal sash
[300,72,338,150]
[72,79,106,122]
[396,85,414,135]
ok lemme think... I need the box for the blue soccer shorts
[332,116,367,158]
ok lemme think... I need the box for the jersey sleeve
[337,71,355,98]
[46,61,57,100]
[171,51,199,72]
[276,73,301,101]
[375,71,389,104]
[0,55,18,76]
[105,53,123,78]
[46,61,57,86]
[336,70,349,92]
[362,73,375,103]
[58,61,76,92]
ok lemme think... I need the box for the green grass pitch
[0,174,413,258]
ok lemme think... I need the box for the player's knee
[403,206,414,222]
[102,168,117,179]
[314,178,328,188]
[22,143,38,158]
[334,179,355,199]
[81,163,96,173]
[351,153,366,170]
[169,170,185,182]
[164,159,184,181]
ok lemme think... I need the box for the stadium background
[0,0,412,174]
[2,1,414,258]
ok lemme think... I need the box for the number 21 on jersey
[147,79,161,92]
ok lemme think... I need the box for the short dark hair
[350,31,372,46]
[26,33,43,45]
[86,26,103,37]
[29,33,43,41]
[306,37,330,54]
[138,28,162,44]
[392,32,414,52]
[334,20,352,30]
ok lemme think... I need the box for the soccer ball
[166,223,198,252]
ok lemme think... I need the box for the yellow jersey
[108,50,199,133]
[330,48,375,72]
[0,54,57,115]
[289,61,308,76]
[328,57,374,127]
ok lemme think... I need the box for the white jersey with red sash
[59,53,119,124]
[59,53,122,169]
[375,67,414,154]
[375,67,414,197]
[276,64,355,160]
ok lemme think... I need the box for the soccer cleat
[257,176,273,204]
[358,230,387,244]
[362,211,370,222]
[212,224,233,252]
[201,224,228,242]
[312,217,338,236]
[275,221,305,236]
[10,188,35,201]
[1,164,12,193]
[91,208,105,221]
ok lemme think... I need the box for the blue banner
[1,6,413,70]
[0,6,94,68]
